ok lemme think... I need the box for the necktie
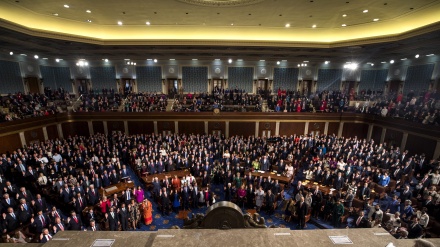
[39,199,42,205]
[12,213,16,219]
[59,223,64,231]
[111,212,114,218]
[24,204,28,210]
[357,217,362,226]
[74,217,78,223]
[79,198,83,207]
[41,216,45,225]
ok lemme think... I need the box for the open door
[26,77,40,94]
[167,78,178,98]
[302,80,313,96]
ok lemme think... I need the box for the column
[400,133,408,151]
[42,127,48,141]
[433,140,440,160]
[275,121,280,136]
[380,128,387,144]
[225,121,229,138]
[204,121,208,134]
[255,122,259,137]
[19,132,26,148]
[304,122,309,135]
[324,122,329,135]
[103,121,108,135]
[174,121,179,134]
[337,122,344,137]
[154,121,158,135]
[124,121,129,135]
[88,121,94,136]
[367,124,374,141]
[57,123,64,139]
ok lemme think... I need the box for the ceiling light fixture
[9,51,13,55]
[53,13,59,16]
[20,54,26,56]
[343,63,358,69]
[297,64,300,67]
[192,59,198,61]
[146,21,151,25]
[415,54,419,58]
[426,54,435,56]
[42,58,48,60]
[153,59,157,63]
[169,59,175,61]
[390,60,394,64]
[104,59,109,62]
[76,60,89,67]
[228,59,232,64]
[363,10,368,13]
[370,64,374,66]
[373,18,379,21]
[381,61,387,63]
[231,23,234,26]
[401,58,407,60]
[55,58,60,62]
[341,24,347,27]
[237,59,243,61]
[214,59,220,61]
[117,21,123,25]
[312,24,316,28]
[342,14,347,17]
[86,19,92,23]
[325,61,330,64]
[34,55,39,59]
[276,61,280,65]
[64,4,69,8]
[86,10,91,13]
[260,60,265,62]
[285,23,290,28]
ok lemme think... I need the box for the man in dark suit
[52,217,66,234]
[160,189,171,216]
[118,204,129,231]
[333,172,345,191]
[2,193,17,211]
[311,185,323,218]
[399,185,412,202]
[17,187,33,203]
[297,196,308,229]
[353,211,368,228]
[88,185,99,206]
[358,183,371,200]
[85,208,96,227]
[60,185,72,204]
[34,194,48,213]
[67,211,82,230]
[190,185,199,209]
[4,207,19,232]
[293,181,304,197]
[31,210,49,234]
[106,207,119,231]
[86,220,100,231]
[265,190,276,215]
[407,217,423,239]
[17,198,33,223]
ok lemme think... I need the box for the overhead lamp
[104,59,109,62]
[276,61,280,65]
[373,18,379,21]
[118,21,123,25]
[426,54,435,56]
[401,58,407,60]
[415,54,419,58]
[192,59,198,61]
[76,60,89,67]
[214,59,220,61]
[228,59,232,64]
[381,61,387,64]
[86,10,91,13]
[53,13,59,16]
[237,59,243,62]
[370,63,374,66]
[285,23,290,28]
[297,64,301,67]
[34,55,39,59]
[260,60,265,62]
[146,21,151,25]
[64,4,69,8]
[363,10,368,13]
[343,63,358,69]
[86,19,92,23]
[312,24,316,28]
[325,61,330,64]
[20,54,27,56]
[9,51,13,55]
[153,59,157,63]
[341,24,347,27]
[42,58,48,60]
[342,14,347,17]
[55,58,60,62]
[169,59,175,61]
[390,60,394,64]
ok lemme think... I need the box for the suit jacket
[35,198,48,213]
[296,201,308,217]
[107,212,119,230]
[88,188,100,205]
[5,213,19,232]
[407,223,423,239]
[87,225,100,231]
[333,177,345,190]
[353,216,368,228]
[32,214,50,233]
[68,216,82,230]
[358,186,370,199]
[54,222,67,233]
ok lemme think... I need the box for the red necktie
[80,198,83,207]
[41,216,45,226]
[59,224,64,231]
[357,217,362,226]
[74,217,78,223]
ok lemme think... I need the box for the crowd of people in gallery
[0,129,439,243]
[1,85,439,125]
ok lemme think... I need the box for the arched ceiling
[1,0,440,45]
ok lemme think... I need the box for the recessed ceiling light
[53,13,59,16]
[426,54,435,56]
[117,21,123,25]
[55,58,60,62]
[297,64,301,67]
[401,58,407,60]
[146,21,151,25]
[42,58,48,60]
[390,60,394,64]
[373,18,379,21]
[303,61,309,62]
[153,59,157,63]
[342,14,347,17]
[415,54,419,58]
[237,59,243,62]
[124,59,130,60]
[104,59,108,62]
[192,59,198,61]
[260,60,265,62]
[276,61,280,65]
[342,24,347,27]
[86,19,92,23]
[214,59,220,61]
[325,61,330,64]
[34,55,39,59]
[281,60,287,62]
[169,59,175,61]
[363,10,368,13]
[312,24,316,28]
[381,61,387,63]
[147,59,152,61]
[285,23,290,28]
[370,63,374,66]
[20,54,27,56]
[228,59,232,63]
[231,23,234,26]
[9,51,13,55]
[86,10,91,13]
[63,4,69,8]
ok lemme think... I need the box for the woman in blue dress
[171,189,181,213]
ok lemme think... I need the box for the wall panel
[157,121,175,134]
[308,122,326,136]
[342,123,369,139]
[279,122,305,136]
[128,121,154,135]
[405,134,436,160]
[0,133,22,153]
[62,121,89,137]
[327,122,340,136]
[384,129,403,149]
[46,124,59,140]
[92,121,105,135]
[207,121,226,136]
[24,128,44,145]
[229,122,255,137]
[258,122,276,137]
[178,121,205,135]
[107,121,124,134]
[371,126,383,144]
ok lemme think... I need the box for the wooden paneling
[24,128,44,145]
[229,122,255,137]
[327,122,339,136]
[157,121,175,134]
[62,121,89,137]
[208,121,226,135]
[178,121,205,135]
[258,122,276,137]
[0,133,21,153]
[46,124,59,140]
[384,129,403,148]
[279,122,305,136]
[371,126,383,143]
[405,134,436,160]
[128,121,154,135]
[308,122,326,135]
[107,121,124,134]
[342,123,369,139]
[92,121,105,135]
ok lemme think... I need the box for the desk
[98,182,135,197]
[251,171,291,184]
[142,170,191,185]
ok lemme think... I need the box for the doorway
[302,80,313,96]
[389,80,401,94]
[167,78,179,98]
[75,79,88,96]
[121,78,134,95]
[26,77,40,94]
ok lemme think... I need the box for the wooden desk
[142,170,191,185]
[251,171,291,184]
[98,182,135,197]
